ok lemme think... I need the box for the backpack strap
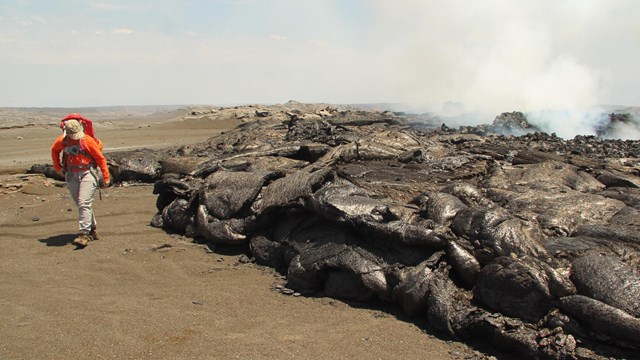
[61,136,68,171]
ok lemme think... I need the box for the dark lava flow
[35,105,640,359]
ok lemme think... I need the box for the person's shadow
[38,234,76,247]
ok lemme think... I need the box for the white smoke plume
[368,0,638,139]
[605,119,640,140]
[526,110,604,139]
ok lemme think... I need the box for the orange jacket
[51,135,110,184]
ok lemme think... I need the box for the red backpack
[59,113,103,151]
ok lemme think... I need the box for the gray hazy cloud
[0,0,638,127]
[368,0,639,113]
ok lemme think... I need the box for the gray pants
[66,169,98,234]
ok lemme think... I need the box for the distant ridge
[0,105,190,127]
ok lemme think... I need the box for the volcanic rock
[130,103,640,358]
[26,103,640,358]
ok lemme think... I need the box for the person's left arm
[85,137,111,185]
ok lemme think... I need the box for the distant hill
[0,105,190,127]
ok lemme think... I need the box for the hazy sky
[1,0,638,112]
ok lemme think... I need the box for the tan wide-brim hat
[64,120,85,140]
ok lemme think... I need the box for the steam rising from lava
[369,1,638,139]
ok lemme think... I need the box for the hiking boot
[73,233,90,248]
[89,227,99,241]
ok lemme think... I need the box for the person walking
[51,118,111,248]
